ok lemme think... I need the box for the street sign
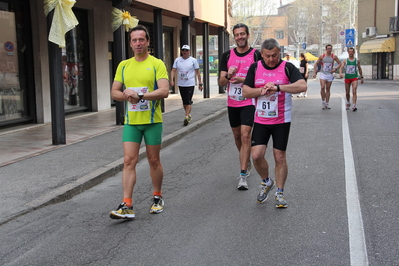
[339,30,345,40]
[302,43,306,50]
[345,29,355,47]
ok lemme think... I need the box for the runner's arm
[334,56,342,72]
[170,68,176,87]
[313,57,322,77]
[243,63,262,98]
[339,60,346,78]
[277,79,307,94]
[358,60,364,84]
[195,69,203,91]
[218,51,230,87]
[111,81,129,102]
[142,79,169,101]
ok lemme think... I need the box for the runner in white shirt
[313,44,341,109]
[170,45,202,126]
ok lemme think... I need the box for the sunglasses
[182,49,189,51]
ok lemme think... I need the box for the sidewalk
[0,76,228,225]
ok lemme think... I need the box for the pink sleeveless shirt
[253,60,292,125]
[226,49,256,107]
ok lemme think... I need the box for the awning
[304,52,319,61]
[359,37,396,53]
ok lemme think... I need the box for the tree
[287,0,355,54]
[229,0,279,47]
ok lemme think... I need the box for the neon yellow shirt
[114,55,168,125]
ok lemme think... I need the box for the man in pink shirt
[219,23,261,190]
[243,38,307,208]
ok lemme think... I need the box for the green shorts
[122,123,163,145]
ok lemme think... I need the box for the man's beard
[237,39,248,48]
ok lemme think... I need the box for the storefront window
[62,8,90,112]
[0,4,28,124]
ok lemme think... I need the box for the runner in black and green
[110,25,169,219]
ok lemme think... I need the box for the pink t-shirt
[253,60,292,125]
[226,49,256,107]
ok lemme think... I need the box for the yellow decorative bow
[112,8,139,32]
[44,0,79,48]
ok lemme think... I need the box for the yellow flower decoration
[112,7,139,32]
[43,0,79,47]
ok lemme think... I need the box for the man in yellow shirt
[110,25,169,219]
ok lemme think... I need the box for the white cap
[182,45,190,50]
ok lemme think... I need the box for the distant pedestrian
[313,44,341,109]
[110,25,169,219]
[243,38,307,208]
[170,45,203,126]
[218,23,261,190]
[339,47,364,111]
[297,53,309,97]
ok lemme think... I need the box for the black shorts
[301,73,308,82]
[251,122,291,151]
[179,86,194,105]
[228,105,255,128]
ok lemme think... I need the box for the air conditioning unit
[366,27,376,37]
[390,17,399,32]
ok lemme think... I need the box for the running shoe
[346,102,351,110]
[352,104,357,112]
[188,114,192,123]
[257,178,275,203]
[303,93,307,98]
[322,102,327,110]
[150,196,164,214]
[275,192,288,208]
[237,173,249,190]
[183,117,189,126]
[325,103,331,109]
[109,202,135,219]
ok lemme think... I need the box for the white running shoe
[237,173,249,190]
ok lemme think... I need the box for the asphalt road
[1,79,398,265]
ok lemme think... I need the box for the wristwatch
[276,84,280,92]
[225,74,231,80]
[138,92,144,99]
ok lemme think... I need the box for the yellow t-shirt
[114,55,168,125]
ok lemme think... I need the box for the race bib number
[228,84,245,101]
[346,65,356,74]
[256,93,278,118]
[300,67,305,73]
[127,87,149,112]
[323,63,333,72]
[178,71,189,81]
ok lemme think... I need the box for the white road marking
[340,95,369,266]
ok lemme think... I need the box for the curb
[0,108,227,226]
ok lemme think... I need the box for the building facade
[358,0,399,79]
[0,0,230,129]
